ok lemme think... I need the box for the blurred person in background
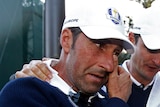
[122,7,160,107]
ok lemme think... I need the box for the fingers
[118,66,132,86]
[15,71,31,78]
[15,60,52,82]
[35,62,53,81]
[16,63,37,78]
[107,55,132,102]
[28,60,42,67]
[107,55,119,96]
[108,55,118,78]
[118,66,132,101]
[117,65,126,75]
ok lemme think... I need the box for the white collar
[122,60,155,90]
[44,59,105,99]
[44,59,72,95]
[146,72,160,107]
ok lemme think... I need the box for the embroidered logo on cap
[106,8,122,25]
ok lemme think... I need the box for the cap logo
[106,8,122,25]
[64,19,79,24]
[133,27,141,30]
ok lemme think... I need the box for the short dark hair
[133,33,140,44]
[68,27,82,48]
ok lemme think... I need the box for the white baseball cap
[62,0,134,54]
[130,8,160,50]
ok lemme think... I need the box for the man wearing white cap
[0,1,134,106]
[10,2,160,107]
[122,7,160,107]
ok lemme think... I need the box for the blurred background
[0,0,157,90]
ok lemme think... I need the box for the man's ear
[60,28,73,53]
[128,32,136,45]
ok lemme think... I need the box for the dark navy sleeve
[106,97,129,107]
[0,77,73,107]
[0,77,129,107]
[97,89,129,107]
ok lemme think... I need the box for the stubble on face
[65,34,109,94]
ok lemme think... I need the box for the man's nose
[152,54,160,67]
[153,59,160,67]
[98,54,116,73]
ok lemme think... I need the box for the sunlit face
[131,37,160,83]
[65,32,122,94]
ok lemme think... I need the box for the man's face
[131,37,160,82]
[65,32,122,94]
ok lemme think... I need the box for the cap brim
[141,35,160,50]
[80,26,134,54]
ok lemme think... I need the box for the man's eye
[114,51,121,56]
[95,43,105,49]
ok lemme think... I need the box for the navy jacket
[0,77,129,107]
